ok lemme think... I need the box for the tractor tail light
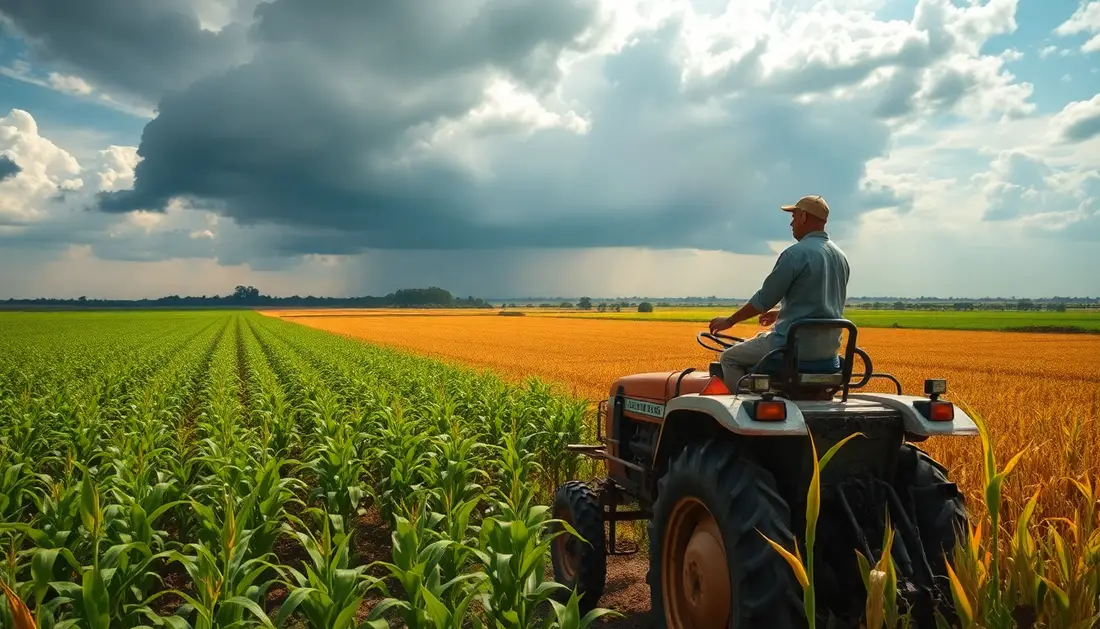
[929,401,954,421]
[916,399,954,421]
[753,400,787,421]
[700,376,730,395]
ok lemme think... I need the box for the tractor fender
[650,395,807,478]
[845,392,979,437]
[661,394,810,437]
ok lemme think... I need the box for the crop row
[0,311,604,628]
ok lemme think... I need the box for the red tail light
[929,401,954,421]
[754,400,787,421]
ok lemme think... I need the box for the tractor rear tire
[648,439,807,629]
[895,444,969,583]
[550,480,607,612]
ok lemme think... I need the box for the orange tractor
[549,319,974,629]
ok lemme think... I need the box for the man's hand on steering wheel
[709,315,733,335]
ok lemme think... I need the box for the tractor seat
[707,354,843,387]
[755,353,841,375]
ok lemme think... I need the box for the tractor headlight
[748,374,770,394]
[924,378,947,396]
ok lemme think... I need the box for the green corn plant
[273,508,383,629]
[542,589,622,629]
[432,492,484,604]
[365,512,484,629]
[0,461,44,525]
[20,468,177,629]
[369,405,432,526]
[488,429,544,522]
[471,498,593,629]
[158,495,285,629]
[27,477,81,551]
[300,429,369,534]
[759,431,863,629]
[424,425,489,523]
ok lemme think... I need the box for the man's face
[790,209,805,240]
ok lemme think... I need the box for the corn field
[0,311,610,628]
[2,309,1098,628]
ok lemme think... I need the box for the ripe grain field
[267,310,1100,517]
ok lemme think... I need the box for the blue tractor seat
[755,352,841,376]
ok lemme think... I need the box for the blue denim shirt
[748,231,850,359]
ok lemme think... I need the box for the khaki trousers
[719,332,774,392]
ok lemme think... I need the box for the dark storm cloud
[0,154,19,181]
[0,0,248,101]
[93,4,896,258]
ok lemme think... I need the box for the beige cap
[781,195,830,220]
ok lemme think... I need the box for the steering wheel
[697,331,745,352]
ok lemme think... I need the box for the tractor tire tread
[897,444,969,576]
[649,439,807,628]
[552,480,607,612]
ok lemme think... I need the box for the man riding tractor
[710,194,850,393]
[551,196,973,628]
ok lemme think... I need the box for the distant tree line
[849,299,1075,312]
[1,286,494,309]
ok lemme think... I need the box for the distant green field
[530,307,1100,333]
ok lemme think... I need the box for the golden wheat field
[264,309,1100,528]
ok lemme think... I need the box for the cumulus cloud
[1050,93,1100,143]
[1055,1,1100,53]
[82,0,1036,262]
[976,148,1099,239]
[0,108,83,224]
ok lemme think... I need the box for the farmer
[709,195,850,392]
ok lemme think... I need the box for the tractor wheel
[648,439,807,629]
[895,444,969,582]
[550,480,607,611]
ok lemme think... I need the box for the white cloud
[1049,93,1100,143]
[47,72,93,96]
[96,145,140,192]
[1055,1,1100,53]
[0,109,83,223]
[0,62,155,118]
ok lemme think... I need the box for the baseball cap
[781,195,830,220]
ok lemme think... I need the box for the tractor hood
[608,369,713,405]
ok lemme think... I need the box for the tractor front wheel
[550,480,607,612]
[648,439,807,629]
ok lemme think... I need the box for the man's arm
[710,249,798,334]
[748,248,800,313]
[710,302,764,332]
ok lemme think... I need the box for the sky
[0,0,1098,300]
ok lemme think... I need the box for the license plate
[625,398,665,418]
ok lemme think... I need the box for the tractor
[549,318,974,629]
